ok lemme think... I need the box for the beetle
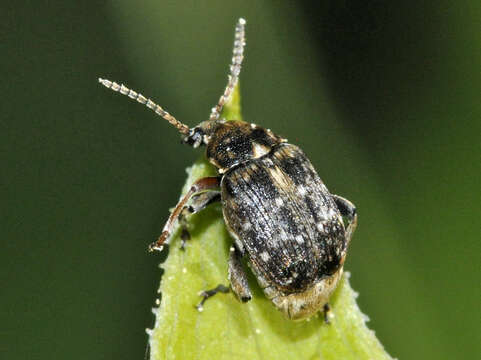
[99,18,357,321]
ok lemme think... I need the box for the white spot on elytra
[328,208,338,218]
[260,251,270,261]
[298,185,307,196]
[275,197,284,206]
[242,222,252,231]
[295,235,304,244]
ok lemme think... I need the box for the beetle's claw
[179,228,191,251]
[148,243,163,252]
[323,303,332,324]
[148,231,169,252]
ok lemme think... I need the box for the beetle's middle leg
[148,176,221,252]
[178,191,221,250]
[228,246,252,302]
[195,246,252,311]
[195,284,230,312]
[323,303,331,324]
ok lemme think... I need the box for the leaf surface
[148,86,392,360]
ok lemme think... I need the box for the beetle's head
[203,120,286,173]
[181,119,222,148]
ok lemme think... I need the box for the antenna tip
[98,77,113,88]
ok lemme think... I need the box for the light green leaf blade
[148,85,392,360]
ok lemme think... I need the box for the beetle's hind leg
[178,191,221,250]
[149,176,221,252]
[332,195,358,243]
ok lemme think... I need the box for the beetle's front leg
[149,176,221,252]
[332,195,358,243]
[178,191,221,250]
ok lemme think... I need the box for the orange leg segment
[148,176,221,252]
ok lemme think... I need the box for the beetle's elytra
[99,18,357,321]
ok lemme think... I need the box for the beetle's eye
[182,127,205,148]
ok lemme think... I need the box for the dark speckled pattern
[206,120,282,171]
[221,143,346,295]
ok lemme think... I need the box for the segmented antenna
[98,78,190,135]
[209,18,246,122]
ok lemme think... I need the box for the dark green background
[2,1,480,359]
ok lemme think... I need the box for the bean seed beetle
[99,18,357,321]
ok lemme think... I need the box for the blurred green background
[2,1,480,359]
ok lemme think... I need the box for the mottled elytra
[99,18,357,321]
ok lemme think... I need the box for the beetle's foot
[179,228,191,251]
[148,231,168,252]
[323,303,331,324]
[195,284,230,312]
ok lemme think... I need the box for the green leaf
[148,85,392,360]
